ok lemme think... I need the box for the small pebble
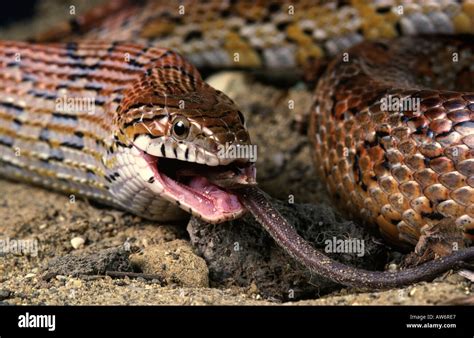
[70,237,85,249]
[409,288,417,297]
[25,273,36,279]
[248,282,258,295]
[271,153,285,168]
[388,263,398,272]
[0,289,12,300]
[457,270,474,283]
[66,278,83,289]
[101,215,115,224]
[72,279,83,288]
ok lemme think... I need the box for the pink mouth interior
[141,151,255,222]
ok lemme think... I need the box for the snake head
[115,55,256,223]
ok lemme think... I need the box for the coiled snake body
[0,0,473,288]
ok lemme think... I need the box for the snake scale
[0,0,473,289]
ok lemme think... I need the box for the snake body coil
[311,35,474,246]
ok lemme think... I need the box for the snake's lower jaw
[140,150,255,223]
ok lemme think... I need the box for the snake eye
[172,116,190,140]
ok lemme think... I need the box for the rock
[388,263,398,272]
[68,220,89,233]
[66,278,83,289]
[100,214,115,224]
[446,272,470,283]
[0,289,12,300]
[41,247,132,280]
[130,240,209,288]
[188,198,387,301]
[70,237,85,249]
[206,71,249,95]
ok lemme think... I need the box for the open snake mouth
[139,149,256,223]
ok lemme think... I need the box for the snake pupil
[174,122,185,135]
[172,118,189,139]
[175,122,184,134]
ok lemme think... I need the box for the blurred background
[0,0,102,40]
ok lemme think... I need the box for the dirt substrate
[0,1,473,305]
[0,172,472,305]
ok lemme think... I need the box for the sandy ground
[0,173,472,305]
[0,0,473,306]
